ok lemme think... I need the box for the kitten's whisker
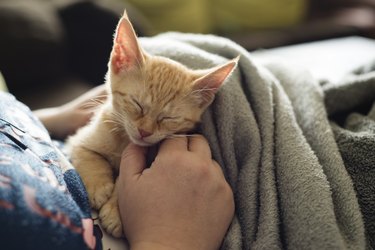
[88,94,109,103]
[81,101,104,109]
[103,118,125,135]
[166,134,200,139]
[103,119,121,126]
[109,127,122,135]
[110,111,130,128]
[80,95,109,109]
[92,94,109,99]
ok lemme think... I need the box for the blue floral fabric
[0,92,101,250]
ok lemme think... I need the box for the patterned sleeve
[0,92,102,250]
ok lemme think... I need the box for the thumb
[120,143,147,182]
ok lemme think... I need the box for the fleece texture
[140,33,374,250]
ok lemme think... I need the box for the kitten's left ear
[110,10,145,74]
[193,56,239,108]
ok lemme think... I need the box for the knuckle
[192,134,207,144]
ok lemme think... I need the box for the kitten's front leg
[72,146,114,209]
[100,177,123,237]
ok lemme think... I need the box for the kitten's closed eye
[131,97,144,115]
[157,115,179,123]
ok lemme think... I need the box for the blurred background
[0,0,374,108]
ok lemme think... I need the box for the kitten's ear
[110,10,145,74]
[193,56,239,108]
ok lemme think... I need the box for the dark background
[0,0,374,108]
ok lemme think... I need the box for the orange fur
[66,10,238,238]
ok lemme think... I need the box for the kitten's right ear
[110,10,145,74]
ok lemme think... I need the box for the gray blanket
[140,33,375,250]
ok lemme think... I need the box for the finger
[120,143,148,181]
[158,136,188,156]
[188,135,211,158]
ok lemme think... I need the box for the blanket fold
[323,63,375,249]
[140,33,374,250]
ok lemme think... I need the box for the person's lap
[0,91,100,250]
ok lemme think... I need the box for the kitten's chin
[133,139,153,146]
[129,136,155,147]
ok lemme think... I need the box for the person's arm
[33,85,107,139]
[118,135,235,250]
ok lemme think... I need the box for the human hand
[118,135,235,250]
[34,85,107,139]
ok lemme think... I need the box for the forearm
[34,107,67,138]
[33,85,106,139]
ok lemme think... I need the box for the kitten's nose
[138,128,152,138]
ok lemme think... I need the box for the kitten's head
[106,11,238,146]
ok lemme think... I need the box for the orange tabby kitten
[67,11,238,237]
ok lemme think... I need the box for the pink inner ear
[111,17,143,74]
[193,59,238,107]
[112,44,130,74]
[194,60,237,91]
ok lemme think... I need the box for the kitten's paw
[87,182,114,209]
[99,200,123,238]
